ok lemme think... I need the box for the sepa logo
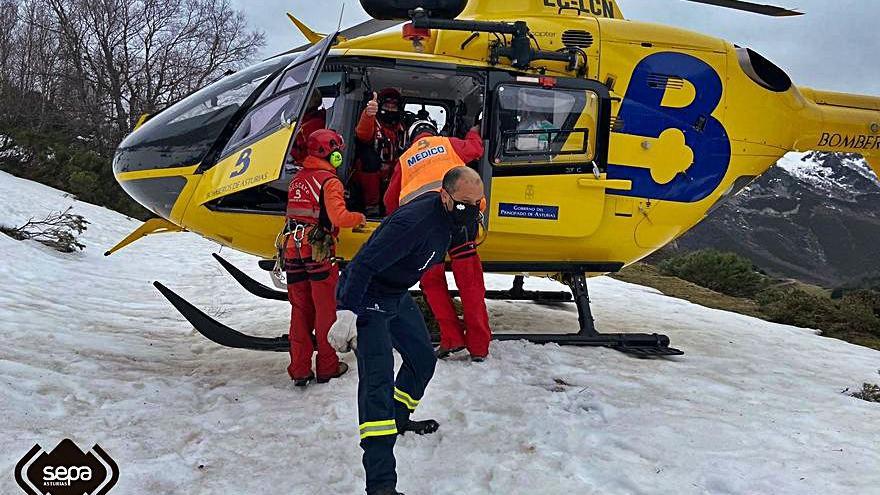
[15,439,118,495]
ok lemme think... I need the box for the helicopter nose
[112,131,200,221]
[112,159,189,221]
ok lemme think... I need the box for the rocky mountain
[671,152,880,288]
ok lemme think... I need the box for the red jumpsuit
[354,110,404,213]
[286,155,366,381]
[383,130,492,358]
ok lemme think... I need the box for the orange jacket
[384,129,485,214]
[355,110,405,168]
[301,155,365,229]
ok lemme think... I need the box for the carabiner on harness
[291,223,307,248]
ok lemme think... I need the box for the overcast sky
[233,0,880,95]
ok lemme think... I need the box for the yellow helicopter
[109,0,880,357]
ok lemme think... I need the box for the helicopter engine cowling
[359,0,467,20]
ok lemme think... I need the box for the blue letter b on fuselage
[607,52,731,203]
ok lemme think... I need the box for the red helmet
[307,129,345,158]
[377,87,402,106]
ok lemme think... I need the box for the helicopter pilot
[290,89,328,164]
[384,119,492,362]
[354,88,407,217]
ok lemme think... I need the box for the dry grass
[848,382,880,403]
[613,263,880,352]
[611,263,767,319]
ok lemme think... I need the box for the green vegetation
[612,263,766,318]
[615,250,880,351]
[658,249,769,298]
[0,0,264,221]
[0,126,150,219]
[757,287,880,350]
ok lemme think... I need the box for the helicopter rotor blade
[284,18,402,54]
[340,18,402,40]
[683,0,803,16]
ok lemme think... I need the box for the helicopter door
[195,33,339,205]
[487,74,613,238]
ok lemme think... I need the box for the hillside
[675,152,880,287]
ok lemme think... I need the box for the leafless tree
[0,0,265,219]
[2,0,264,150]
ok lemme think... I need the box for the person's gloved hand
[328,310,358,352]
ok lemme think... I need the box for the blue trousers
[355,291,437,494]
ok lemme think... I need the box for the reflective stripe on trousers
[360,419,398,439]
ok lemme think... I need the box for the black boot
[435,346,465,360]
[397,417,440,436]
[293,373,314,387]
[370,487,405,495]
[316,362,349,384]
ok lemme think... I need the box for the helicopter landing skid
[215,255,682,357]
[491,274,684,358]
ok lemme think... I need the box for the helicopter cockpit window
[494,85,598,164]
[114,53,296,172]
[217,42,343,159]
[221,72,344,159]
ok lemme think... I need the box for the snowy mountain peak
[775,151,880,199]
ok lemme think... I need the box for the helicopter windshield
[114,53,297,173]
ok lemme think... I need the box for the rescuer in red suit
[286,129,366,386]
[289,89,327,164]
[354,88,406,216]
[384,120,492,362]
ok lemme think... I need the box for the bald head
[442,166,482,194]
[440,166,484,209]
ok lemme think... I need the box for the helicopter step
[213,255,681,357]
[215,253,288,301]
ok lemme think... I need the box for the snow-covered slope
[1,171,879,494]
[776,152,880,199]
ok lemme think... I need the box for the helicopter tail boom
[794,87,880,176]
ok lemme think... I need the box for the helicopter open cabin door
[192,33,339,207]
[487,73,615,239]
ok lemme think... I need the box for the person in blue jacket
[328,166,485,495]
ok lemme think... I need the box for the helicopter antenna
[337,1,346,32]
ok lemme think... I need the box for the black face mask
[449,199,481,227]
[378,107,401,126]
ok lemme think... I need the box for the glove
[328,310,358,352]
